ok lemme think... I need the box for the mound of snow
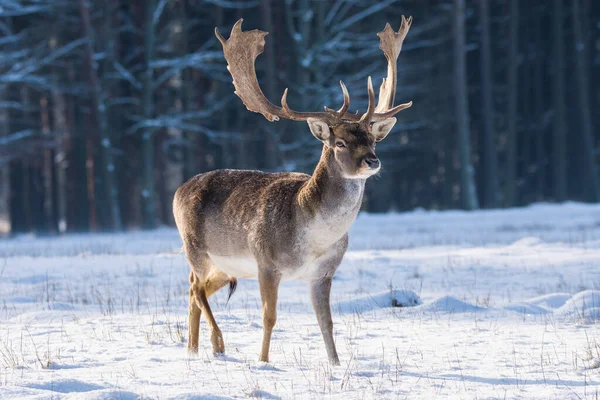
[26,379,105,394]
[526,293,571,309]
[508,237,543,248]
[336,289,421,313]
[558,290,600,323]
[502,293,573,315]
[580,308,600,323]
[69,389,140,400]
[418,296,485,313]
[503,302,551,315]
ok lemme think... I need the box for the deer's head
[216,17,412,179]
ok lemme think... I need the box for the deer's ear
[371,117,397,141]
[307,118,331,142]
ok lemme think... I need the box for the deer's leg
[188,268,230,353]
[186,248,228,355]
[258,270,281,362]
[188,271,202,353]
[310,277,340,365]
[186,245,211,354]
[193,284,225,354]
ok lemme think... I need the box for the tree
[180,0,198,181]
[505,0,519,207]
[3,0,600,234]
[140,0,157,229]
[78,0,122,230]
[571,0,600,201]
[453,0,479,210]
[552,0,567,202]
[259,0,279,171]
[478,0,498,208]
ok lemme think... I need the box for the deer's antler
[375,16,413,114]
[215,19,348,124]
[215,18,412,126]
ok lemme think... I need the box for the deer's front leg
[258,269,281,362]
[310,277,340,365]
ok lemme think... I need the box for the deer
[173,16,412,365]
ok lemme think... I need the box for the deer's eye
[336,141,346,148]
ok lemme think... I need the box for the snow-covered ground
[1,202,600,399]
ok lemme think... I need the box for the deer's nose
[364,154,380,169]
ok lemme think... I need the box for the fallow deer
[173,16,412,365]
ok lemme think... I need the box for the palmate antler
[215,18,412,125]
[375,16,413,114]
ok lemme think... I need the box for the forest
[0,0,599,234]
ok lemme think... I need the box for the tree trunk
[115,0,141,229]
[28,157,46,234]
[9,160,26,234]
[505,0,519,207]
[101,1,123,230]
[79,0,122,231]
[7,85,27,233]
[520,3,533,205]
[479,0,498,208]
[453,0,479,210]
[71,97,91,232]
[260,0,279,171]
[141,0,157,228]
[63,64,90,232]
[181,0,198,181]
[40,95,57,233]
[51,87,68,232]
[552,0,567,201]
[533,6,545,200]
[571,0,600,201]
[25,91,48,234]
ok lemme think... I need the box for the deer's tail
[226,278,238,305]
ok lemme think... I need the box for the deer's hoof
[211,332,225,354]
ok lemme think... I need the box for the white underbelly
[208,253,259,279]
[207,253,322,281]
[281,262,319,281]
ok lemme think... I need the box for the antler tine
[374,15,413,114]
[340,79,411,123]
[280,88,341,123]
[374,100,413,118]
[359,77,376,124]
[280,88,303,121]
[324,81,350,120]
[215,26,226,46]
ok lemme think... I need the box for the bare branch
[113,61,142,90]
[0,129,36,146]
[332,0,397,33]
[203,0,259,9]
[152,0,170,27]
[151,51,223,88]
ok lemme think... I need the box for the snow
[1,202,600,398]
[417,295,485,313]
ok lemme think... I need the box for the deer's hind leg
[187,249,230,354]
[188,271,202,352]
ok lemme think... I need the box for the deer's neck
[297,146,365,240]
